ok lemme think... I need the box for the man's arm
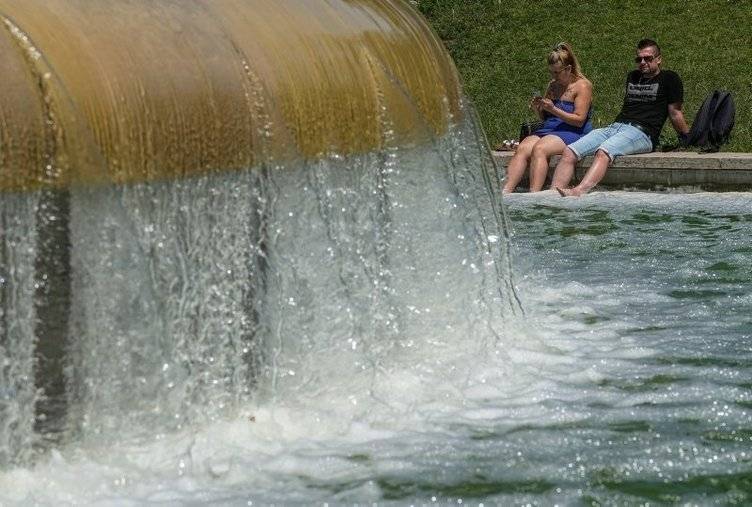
[668,102,690,136]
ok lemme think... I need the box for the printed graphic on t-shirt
[626,82,659,103]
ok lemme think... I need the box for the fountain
[0,0,518,469]
[2,3,751,504]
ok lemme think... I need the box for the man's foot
[555,186,583,197]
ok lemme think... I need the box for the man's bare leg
[549,147,579,192]
[555,149,611,197]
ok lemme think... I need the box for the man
[552,39,690,196]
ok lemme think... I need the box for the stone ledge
[492,150,752,190]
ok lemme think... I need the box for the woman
[502,42,593,193]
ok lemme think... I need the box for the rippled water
[2,186,752,504]
[503,191,752,504]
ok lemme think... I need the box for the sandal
[493,139,518,151]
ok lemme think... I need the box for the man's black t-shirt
[614,69,683,146]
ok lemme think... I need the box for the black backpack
[685,90,735,152]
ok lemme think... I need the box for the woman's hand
[538,97,555,113]
[529,96,545,117]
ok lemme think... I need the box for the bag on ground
[685,90,735,152]
[519,120,545,141]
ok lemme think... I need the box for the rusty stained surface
[0,0,462,190]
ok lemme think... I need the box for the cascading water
[0,193,40,465]
[0,0,523,480]
[2,109,521,461]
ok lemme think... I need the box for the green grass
[416,0,752,151]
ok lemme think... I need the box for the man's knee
[594,149,613,163]
[560,147,578,163]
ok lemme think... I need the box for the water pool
[3,190,750,505]
[502,190,752,504]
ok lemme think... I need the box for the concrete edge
[492,150,752,190]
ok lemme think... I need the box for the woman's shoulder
[573,77,593,92]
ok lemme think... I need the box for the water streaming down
[0,0,521,477]
[0,194,40,466]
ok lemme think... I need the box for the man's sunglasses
[635,55,656,63]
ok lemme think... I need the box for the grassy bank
[417,0,751,151]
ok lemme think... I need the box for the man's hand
[678,131,690,146]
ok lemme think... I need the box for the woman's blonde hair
[548,42,585,79]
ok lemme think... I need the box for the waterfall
[0,193,41,465]
[0,0,520,467]
[0,108,519,467]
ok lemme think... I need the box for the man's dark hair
[637,38,661,56]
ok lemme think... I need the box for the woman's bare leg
[502,135,540,193]
[528,135,566,192]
